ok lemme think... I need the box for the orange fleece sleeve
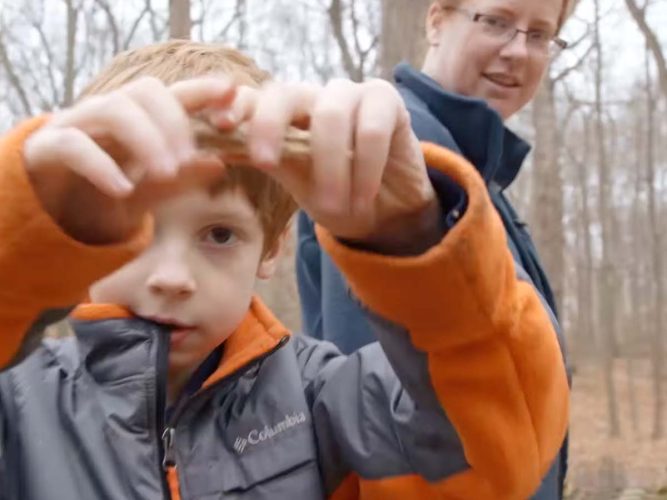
[316,143,569,499]
[0,118,152,369]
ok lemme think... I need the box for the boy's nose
[146,266,196,298]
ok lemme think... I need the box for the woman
[297,0,573,498]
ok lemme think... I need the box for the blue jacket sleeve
[296,212,376,353]
[295,212,323,339]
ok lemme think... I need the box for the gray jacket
[0,302,469,500]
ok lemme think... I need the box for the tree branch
[124,5,150,49]
[624,0,667,100]
[553,41,595,83]
[27,15,60,105]
[93,0,120,54]
[215,0,243,41]
[0,31,33,116]
[327,0,363,81]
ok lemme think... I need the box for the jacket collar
[70,296,290,387]
[394,62,530,191]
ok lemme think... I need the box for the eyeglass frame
[441,6,569,56]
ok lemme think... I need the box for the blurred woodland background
[0,0,665,497]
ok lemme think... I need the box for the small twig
[193,120,317,169]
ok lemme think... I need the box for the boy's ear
[426,2,445,45]
[256,224,292,280]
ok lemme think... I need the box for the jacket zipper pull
[162,427,176,470]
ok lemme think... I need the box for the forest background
[0,0,665,497]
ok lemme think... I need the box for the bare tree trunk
[568,112,597,357]
[593,0,620,438]
[170,0,192,39]
[63,0,79,107]
[144,0,165,42]
[94,0,120,54]
[627,108,644,436]
[237,0,248,50]
[378,0,431,79]
[531,76,565,311]
[643,41,665,440]
[327,0,369,81]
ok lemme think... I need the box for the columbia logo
[233,412,307,454]
[234,436,248,454]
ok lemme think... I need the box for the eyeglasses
[443,7,568,57]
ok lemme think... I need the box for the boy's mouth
[169,328,194,347]
[140,314,197,347]
[141,314,197,331]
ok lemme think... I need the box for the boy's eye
[202,226,237,246]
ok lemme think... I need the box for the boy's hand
[24,77,233,245]
[227,80,442,255]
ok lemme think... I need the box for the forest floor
[566,358,667,498]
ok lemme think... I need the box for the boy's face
[89,183,280,377]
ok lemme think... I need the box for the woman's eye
[482,15,510,30]
[528,30,550,44]
[203,226,237,246]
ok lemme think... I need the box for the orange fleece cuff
[0,118,152,365]
[316,142,509,351]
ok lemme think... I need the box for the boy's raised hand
[24,77,233,245]
[229,79,442,255]
[24,75,442,254]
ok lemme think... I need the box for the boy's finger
[46,127,134,197]
[309,79,358,212]
[352,81,399,212]
[124,77,195,164]
[169,77,237,114]
[54,94,176,178]
[234,86,257,118]
[205,85,257,130]
[247,82,318,169]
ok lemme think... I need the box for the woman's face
[422,0,563,119]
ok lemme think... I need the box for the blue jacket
[296,63,569,499]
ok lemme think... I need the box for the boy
[0,41,568,499]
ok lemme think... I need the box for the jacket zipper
[161,427,176,469]
[154,328,171,499]
[159,334,290,474]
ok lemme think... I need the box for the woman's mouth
[483,73,521,88]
